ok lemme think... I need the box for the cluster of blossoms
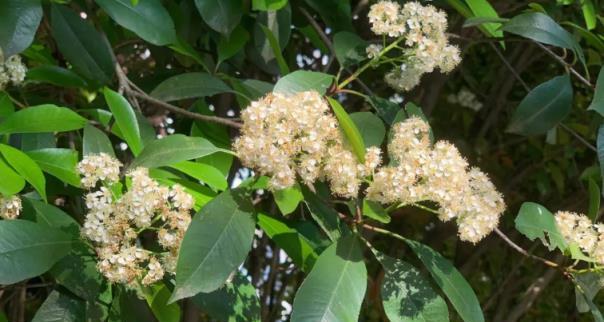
[447,88,484,111]
[233,91,382,198]
[366,117,506,243]
[77,153,193,287]
[367,1,461,91]
[0,56,27,90]
[555,211,604,264]
[0,195,21,220]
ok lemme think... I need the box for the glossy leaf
[95,0,177,46]
[274,183,304,215]
[0,158,25,196]
[350,112,386,147]
[274,71,334,95]
[0,0,43,57]
[588,66,604,117]
[31,291,85,322]
[290,235,367,322]
[27,65,88,88]
[465,0,503,38]
[328,97,366,162]
[194,0,242,35]
[104,88,142,155]
[218,26,249,64]
[26,148,80,187]
[301,186,348,242]
[0,220,73,284]
[514,202,567,251]
[0,104,87,134]
[144,284,181,322]
[50,4,115,87]
[170,160,227,191]
[171,190,256,301]
[333,32,368,67]
[367,96,401,125]
[404,239,484,322]
[507,75,573,136]
[0,143,47,201]
[83,124,115,157]
[150,73,231,102]
[50,243,104,301]
[362,200,390,224]
[130,134,231,169]
[580,0,597,30]
[258,24,290,75]
[377,252,449,322]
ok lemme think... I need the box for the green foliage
[515,202,567,251]
[150,73,231,102]
[0,0,42,58]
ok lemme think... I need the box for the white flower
[366,44,383,59]
[77,153,122,188]
[0,55,27,89]
[0,195,21,220]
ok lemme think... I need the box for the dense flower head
[234,91,377,198]
[367,1,461,91]
[554,211,604,263]
[0,195,21,220]
[366,117,505,243]
[78,154,193,287]
[0,55,27,89]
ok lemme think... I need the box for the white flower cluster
[554,211,604,264]
[234,91,381,198]
[78,154,193,287]
[366,117,505,243]
[0,195,21,220]
[447,88,483,111]
[0,56,27,89]
[368,1,461,91]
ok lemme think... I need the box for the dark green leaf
[514,202,567,251]
[0,104,87,134]
[31,291,85,322]
[0,0,43,57]
[22,197,78,236]
[194,0,242,35]
[104,88,142,155]
[350,112,386,147]
[0,92,15,118]
[95,0,177,46]
[367,96,401,125]
[258,23,290,75]
[0,158,25,196]
[588,66,604,117]
[301,185,348,242]
[192,272,261,322]
[83,124,115,157]
[50,243,104,301]
[333,32,368,67]
[507,75,573,136]
[290,235,367,322]
[376,252,449,322]
[150,73,231,102]
[574,272,604,314]
[328,97,366,162]
[130,134,231,169]
[26,148,80,187]
[20,133,55,151]
[404,239,484,322]
[0,143,46,201]
[50,4,115,87]
[599,125,604,190]
[303,0,353,32]
[274,71,334,95]
[218,26,249,64]
[171,190,256,301]
[26,65,88,88]
[0,220,73,284]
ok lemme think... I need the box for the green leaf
[50,243,104,301]
[22,197,79,236]
[588,66,604,117]
[465,0,504,38]
[31,291,85,322]
[274,71,334,95]
[0,0,43,57]
[328,97,366,162]
[83,124,115,157]
[404,239,484,322]
[290,235,367,322]
[376,252,449,322]
[0,104,87,134]
[349,112,386,148]
[170,160,227,191]
[514,202,567,252]
[50,4,115,87]
[103,88,142,155]
[580,0,597,30]
[26,65,88,88]
[463,17,509,28]
[150,73,231,102]
[0,92,15,118]
[192,272,261,322]
[563,22,604,53]
[303,0,353,32]
[274,183,304,215]
[362,200,390,224]
[301,186,348,242]
[252,0,287,11]
[367,96,401,125]
[0,158,25,196]
[257,213,319,272]
[574,272,604,322]
[0,220,73,284]
[144,284,181,322]
[26,148,80,187]
[258,23,290,75]
[506,75,573,136]
[20,133,55,151]
[130,134,231,169]
[194,0,242,35]
[171,190,256,301]
[218,25,249,64]
[502,12,585,66]
[0,143,47,201]
[95,0,177,46]
[587,179,600,221]
[598,125,604,192]
[333,32,368,67]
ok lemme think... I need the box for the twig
[533,42,593,88]
[115,63,141,112]
[559,123,597,152]
[489,42,530,92]
[494,228,561,269]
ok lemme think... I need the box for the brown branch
[494,228,561,269]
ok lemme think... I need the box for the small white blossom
[0,55,27,89]
[0,195,21,220]
[77,153,122,188]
